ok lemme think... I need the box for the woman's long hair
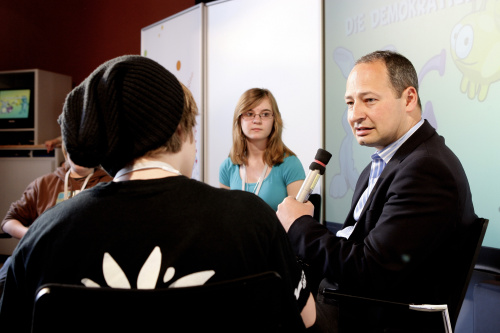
[229,88,295,166]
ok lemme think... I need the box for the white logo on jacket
[81,246,215,289]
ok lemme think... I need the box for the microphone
[296,148,332,203]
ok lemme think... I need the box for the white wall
[141,4,204,180]
[204,0,323,187]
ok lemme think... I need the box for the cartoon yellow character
[450,0,500,102]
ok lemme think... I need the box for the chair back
[32,271,305,333]
[321,217,489,332]
[447,217,489,326]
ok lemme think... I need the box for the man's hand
[277,196,314,232]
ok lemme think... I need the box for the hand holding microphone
[295,148,332,203]
[278,148,332,231]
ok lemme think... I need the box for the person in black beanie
[0,55,315,332]
[59,55,185,177]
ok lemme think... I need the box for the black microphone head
[315,148,332,165]
[309,148,332,174]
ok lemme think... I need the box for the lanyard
[64,169,95,201]
[114,160,182,180]
[241,164,268,196]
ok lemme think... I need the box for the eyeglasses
[240,111,274,120]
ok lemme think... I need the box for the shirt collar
[377,118,424,164]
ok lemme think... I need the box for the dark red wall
[0,0,194,86]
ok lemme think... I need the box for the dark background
[0,0,195,86]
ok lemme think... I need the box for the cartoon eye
[451,24,461,49]
[451,23,474,59]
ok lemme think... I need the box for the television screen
[0,89,31,120]
[0,72,35,145]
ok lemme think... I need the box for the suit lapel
[342,164,369,227]
[389,120,436,164]
[347,120,437,229]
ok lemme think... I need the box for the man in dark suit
[277,50,477,332]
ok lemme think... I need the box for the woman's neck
[245,139,267,163]
[243,140,270,183]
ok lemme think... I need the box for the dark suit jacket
[288,120,477,331]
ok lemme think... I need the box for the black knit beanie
[58,55,184,177]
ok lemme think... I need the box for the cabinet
[0,69,72,145]
[0,146,64,255]
[0,68,70,254]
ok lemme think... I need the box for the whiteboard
[141,4,204,181]
[324,0,500,248]
[205,0,323,195]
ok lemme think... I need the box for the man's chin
[357,138,369,146]
[357,138,379,148]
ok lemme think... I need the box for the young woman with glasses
[219,88,305,211]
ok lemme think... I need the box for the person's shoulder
[225,188,276,217]
[93,168,113,182]
[219,157,239,179]
[220,156,236,168]
[283,154,300,163]
[410,129,457,163]
[25,195,73,235]
[33,167,66,187]
[394,121,448,163]
[396,135,465,182]
[184,177,240,196]
[192,178,273,211]
[47,164,70,181]
[279,154,303,172]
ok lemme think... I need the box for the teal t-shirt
[219,155,305,211]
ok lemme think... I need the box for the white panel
[324,0,500,248]
[205,0,323,188]
[141,5,204,181]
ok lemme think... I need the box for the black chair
[473,277,500,333]
[32,271,305,333]
[321,217,489,333]
[468,246,500,333]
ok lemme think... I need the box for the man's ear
[404,86,419,111]
[176,124,184,139]
[176,124,191,143]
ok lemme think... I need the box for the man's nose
[348,104,365,123]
